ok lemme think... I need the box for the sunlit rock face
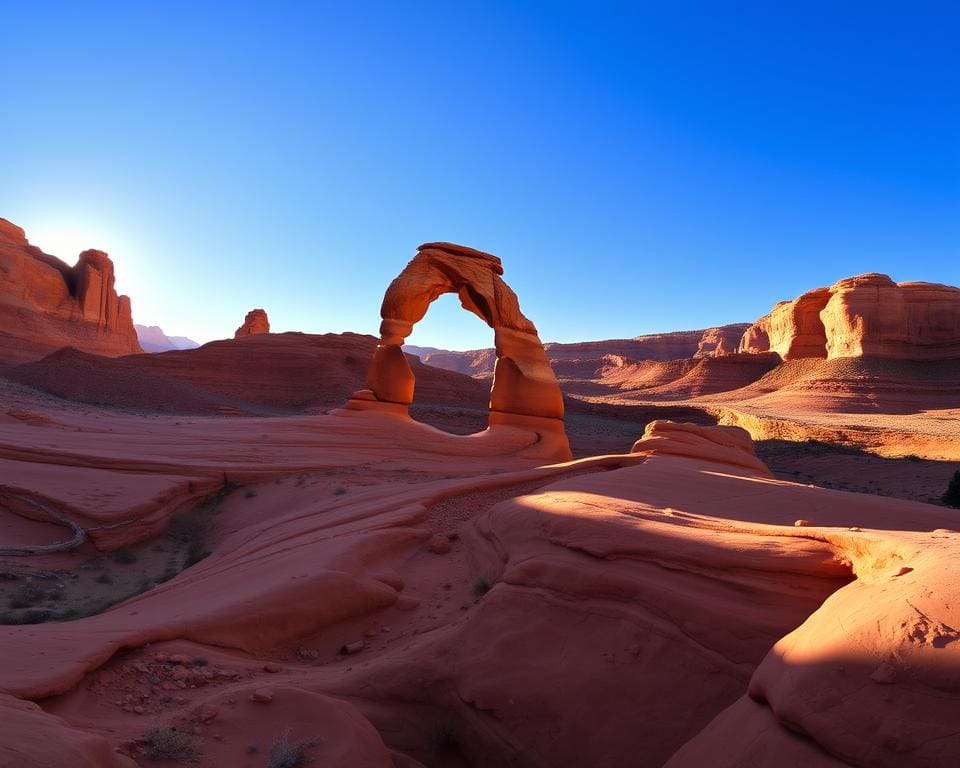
[0,217,141,363]
[738,273,960,361]
[821,274,960,360]
[346,241,571,460]
[234,308,270,337]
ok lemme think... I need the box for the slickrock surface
[0,218,141,364]
[1,401,957,767]
[234,308,270,337]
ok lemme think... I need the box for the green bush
[267,729,319,768]
[143,726,196,761]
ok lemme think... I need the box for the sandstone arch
[345,242,571,460]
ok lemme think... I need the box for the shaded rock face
[0,217,141,363]
[348,242,570,457]
[739,273,960,361]
[234,308,270,337]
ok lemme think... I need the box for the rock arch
[345,242,571,460]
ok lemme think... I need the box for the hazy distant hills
[135,324,200,353]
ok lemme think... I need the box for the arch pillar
[345,242,571,461]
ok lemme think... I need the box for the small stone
[870,663,897,684]
[263,663,282,673]
[848,526,862,532]
[395,595,420,612]
[427,535,451,554]
[794,519,811,527]
[250,689,274,703]
[340,640,364,655]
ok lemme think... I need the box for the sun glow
[24,218,139,294]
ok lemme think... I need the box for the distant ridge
[135,324,200,353]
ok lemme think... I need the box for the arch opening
[344,242,571,461]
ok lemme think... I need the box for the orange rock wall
[0,217,141,363]
[739,273,960,361]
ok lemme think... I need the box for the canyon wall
[739,273,960,361]
[0,217,141,364]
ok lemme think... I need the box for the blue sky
[1,1,957,349]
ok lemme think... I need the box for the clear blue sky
[1,2,957,349]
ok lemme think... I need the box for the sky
[1,1,957,349]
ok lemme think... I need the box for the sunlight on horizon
[21,215,145,301]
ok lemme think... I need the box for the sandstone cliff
[739,273,960,361]
[0,217,141,364]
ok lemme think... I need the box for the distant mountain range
[135,324,200,353]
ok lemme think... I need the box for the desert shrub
[333,485,348,496]
[266,729,319,768]
[111,548,137,565]
[944,471,960,508]
[245,488,257,498]
[94,573,114,585]
[190,656,208,667]
[472,577,491,598]
[184,540,211,568]
[7,582,55,608]
[144,725,197,762]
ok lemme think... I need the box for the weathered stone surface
[739,274,960,361]
[822,274,960,360]
[0,217,141,363]
[234,308,270,337]
[348,243,569,458]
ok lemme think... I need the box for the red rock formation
[693,325,748,357]
[738,314,771,354]
[0,217,141,364]
[1,375,959,766]
[600,352,781,400]
[739,273,960,362]
[346,242,571,460]
[234,308,270,337]
[822,273,960,360]
[766,288,832,360]
[10,332,490,416]
[410,325,751,381]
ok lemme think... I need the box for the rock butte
[344,242,572,461]
[234,307,270,338]
[739,273,960,361]
[0,217,141,364]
